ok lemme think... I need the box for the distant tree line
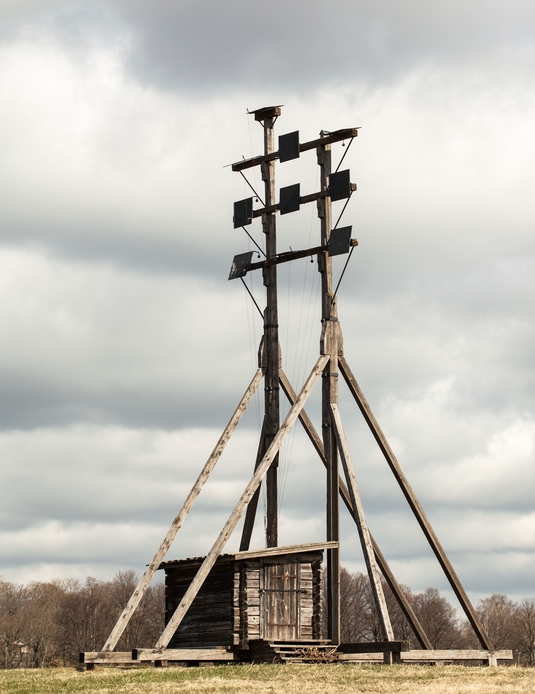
[334,567,535,666]
[1,567,534,668]
[0,571,163,668]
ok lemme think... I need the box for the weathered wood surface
[317,139,340,646]
[337,641,409,653]
[369,535,432,650]
[101,368,263,652]
[261,112,280,549]
[280,368,432,649]
[339,355,493,650]
[231,128,359,171]
[133,648,236,661]
[400,649,513,662]
[166,562,233,648]
[239,415,267,551]
[331,403,394,642]
[279,369,327,465]
[237,541,337,560]
[155,355,328,649]
[161,542,337,569]
[337,652,383,662]
[81,652,136,664]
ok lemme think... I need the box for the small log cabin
[159,542,335,650]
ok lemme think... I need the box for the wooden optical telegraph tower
[81,106,513,667]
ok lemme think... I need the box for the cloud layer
[0,1,534,618]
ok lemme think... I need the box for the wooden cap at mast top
[249,105,283,121]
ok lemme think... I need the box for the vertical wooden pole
[330,403,394,641]
[317,139,341,643]
[259,110,280,548]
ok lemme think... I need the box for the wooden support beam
[231,128,359,171]
[154,355,328,649]
[400,649,513,665]
[250,245,324,271]
[338,355,493,651]
[80,652,137,664]
[250,185,356,220]
[330,403,394,641]
[239,415,267,551]
[369,535,432,650]
[317,139,341,645]
[337,641,409,653]
[236,540,338,560]
[261,112,280,549]
[279,369,326,465]
[101,368,264,652]
[280,367,432,649]
[133,648,236,662]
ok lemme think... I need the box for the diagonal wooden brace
[330,403,394,641]
[279,367,432,649]
[101,368,264,652]
[339,355,493,650]
[154,354,329,649]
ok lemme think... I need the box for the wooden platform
[80,643,514,668]
[337,647,514,666]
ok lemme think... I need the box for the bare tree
[476,594,517,650]
[0,579,28,668]
[56,578,113,663]
[338,568,370,642]
[515,598,535,666]
[411,588,460,648]
[20,582,63,667]
[110,571,165,649]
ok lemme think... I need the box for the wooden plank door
[262,562,299,640]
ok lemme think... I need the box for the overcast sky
[0,0,534,620]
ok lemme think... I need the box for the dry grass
[0,664,534,694]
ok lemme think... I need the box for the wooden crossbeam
[231,128,359,172]
[250,185,356,220]
[339,355,493,651]
[100,368,264,652]
[154,354,329,649]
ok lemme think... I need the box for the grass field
[1,665,535,694]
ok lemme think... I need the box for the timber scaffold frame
[81,106,512,668]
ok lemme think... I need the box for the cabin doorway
[262,562,300,640]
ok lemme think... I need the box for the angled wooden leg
[154,354,328,649]
[280,367,432,648]
[101,368,264,652]
[239,415,267,551]
[330,403,394,641]
[339,356,493,650]
[280,369,327,465]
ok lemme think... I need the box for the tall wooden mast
[90,105,496,664]
[317,140,341,642]
[259,106,280,548]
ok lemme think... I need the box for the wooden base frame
[84,348,503,665]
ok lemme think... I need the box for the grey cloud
[104,0,535,93]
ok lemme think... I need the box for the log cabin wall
[161,546,325,650]
[165,558,236,648]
